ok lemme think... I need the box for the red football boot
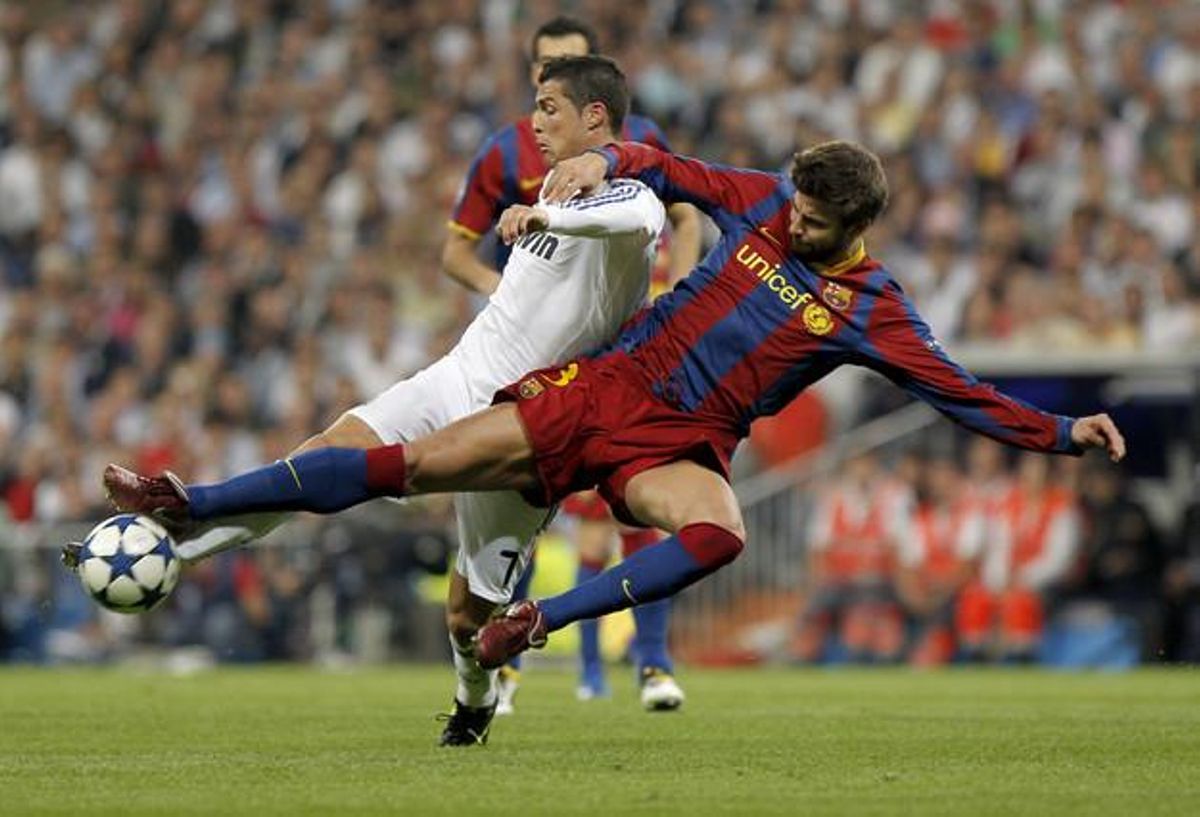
[474,600,549,670]
[103,464,192,533]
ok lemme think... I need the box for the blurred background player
[560,493,678,706]
[793,451,910,663]
[894,453,986,666]
[444,16,700,296]
[957,453,1082,661]
[442,16,698,713]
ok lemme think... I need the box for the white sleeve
[542,183,664,240]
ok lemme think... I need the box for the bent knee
[711,515,746,542]
[682,507,745,543]
[678,521,745,569]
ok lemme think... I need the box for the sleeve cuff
[542,206,563,231]
[586,145,619,177]
[1055,415,1084,456]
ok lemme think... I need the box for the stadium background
[0,0,1197,674]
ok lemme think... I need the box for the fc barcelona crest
[822,281,853,311]
[518,378,544,399]
[803,303,834,336]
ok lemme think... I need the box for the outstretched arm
[543,142,786,233]
[860,288,1125,461]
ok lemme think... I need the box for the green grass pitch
[2,665,1198,816]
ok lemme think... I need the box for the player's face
[532,80,590,166]
[530,34,591,87]
[788,192,851,263]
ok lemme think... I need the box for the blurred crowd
[0,1,1198,662]
[792,436,1200,667]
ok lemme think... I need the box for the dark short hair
[538,55,629,134]
[531,16,600,61]
[790,141,889,230]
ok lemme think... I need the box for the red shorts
[494,354,739,527]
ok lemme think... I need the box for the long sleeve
[592,141,787,232]
[542,181,665,240]
[857,284,1081,455]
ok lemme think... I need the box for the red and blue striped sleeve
[857,282,1082,455]
[591,142,786,233]
[623,114,672,152]
[449,132,512,240]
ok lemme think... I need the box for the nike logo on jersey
[519,175,545,192]
[757,226,782,248]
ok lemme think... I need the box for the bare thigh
[405,403,541,496]
[622,460,745,539]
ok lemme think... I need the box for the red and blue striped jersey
[590,142,1081,455]
[449,115,670,268]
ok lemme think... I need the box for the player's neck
[811,239,866,276]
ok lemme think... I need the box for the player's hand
[497,205,550,244]
[1070,413,1126,462]
[542,152,608,203]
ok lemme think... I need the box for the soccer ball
[76,514,180,613]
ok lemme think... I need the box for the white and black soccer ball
[77,514,180,613]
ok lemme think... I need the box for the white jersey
[450,179,665,402]
[349,177,665,602]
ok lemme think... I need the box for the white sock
[174,513,289,564]
[450,632,496,708]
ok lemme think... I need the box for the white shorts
[348,356,550,604]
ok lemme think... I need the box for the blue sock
[632,598,673,674]
[575,561,604,683]
[187,448,378,520]
[505,559,536,672]
[539,525,741,633]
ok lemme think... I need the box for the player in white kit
[360,174,660,603]
[95,56,664,746]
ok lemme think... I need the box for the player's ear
[583,101,607,132]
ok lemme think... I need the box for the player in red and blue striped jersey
[443,16,700,296]
[442,17,700,713]
[115,141,1125,673]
